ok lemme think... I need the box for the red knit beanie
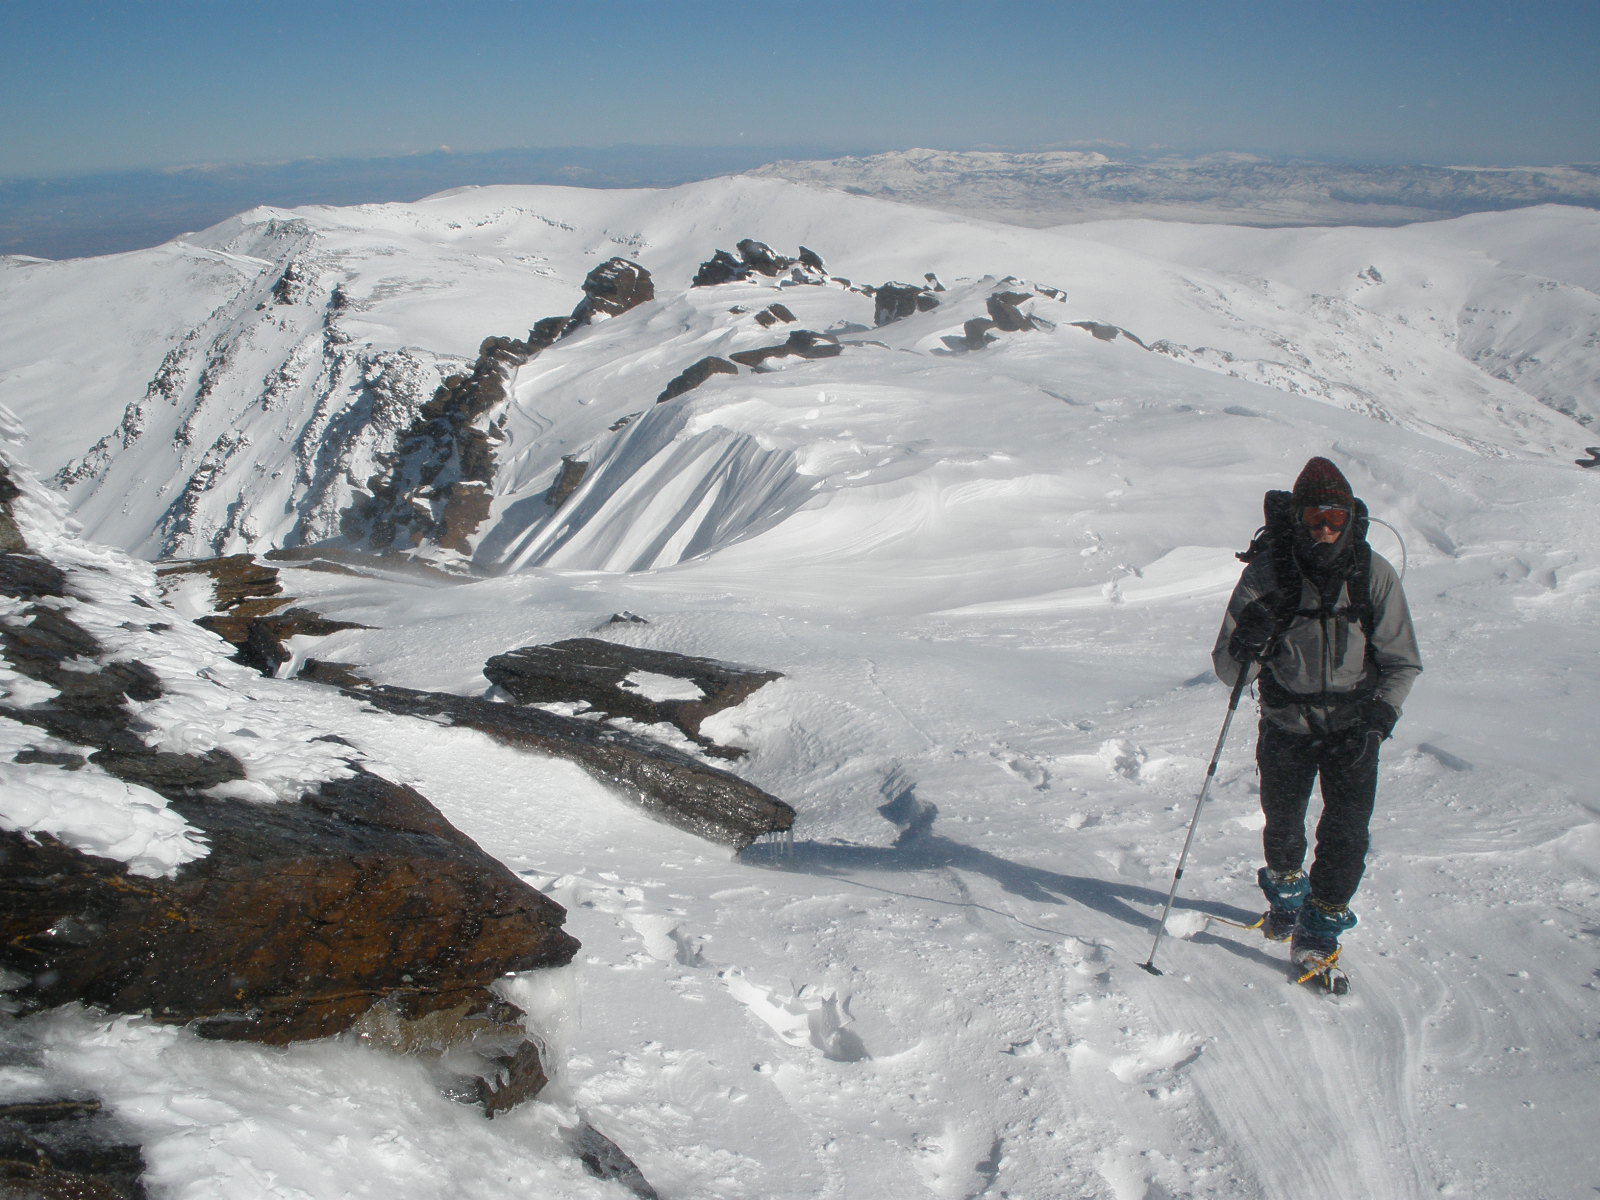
[1292,457,1353,508]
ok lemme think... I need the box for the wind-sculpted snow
[489,402,818,572]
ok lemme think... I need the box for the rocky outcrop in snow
[342,258,654,557]
[873,280,941,326]
[1,449,577,1147]
[692,239,831,287]
[300,666,795,848]
[655,355,740,404]
[485,637,782,760]
[729,329,843,368]
[155,552,369,676]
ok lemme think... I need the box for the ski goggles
[1301,505,1351,531]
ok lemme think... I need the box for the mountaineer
[1213,457,1422,973]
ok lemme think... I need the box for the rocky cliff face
[340,258,654,560]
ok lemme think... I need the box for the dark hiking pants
[1257,719,1379,910]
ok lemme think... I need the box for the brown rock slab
[0,766,579,1044]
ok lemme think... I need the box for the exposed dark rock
[2,545,578,1048]
[874,282,941,326]
[352,994,552,1117]
[1575,446,1600,468]
[730,330,842,369]
[88,746,245,792]
[566,1121,661,1200]
[925,272,947,291]
[546,456,590,508]
[1069,320,1150,349]
[296,658,369,688]
[484,637,781,756]
[570,258,655,325]
[735,239,791,276]
[341,260,655,556]
[0,464,25,553]
[600,612,649,627]
[270,261,313,306]
[754,302,797,328]
[12,748,88,769]
[238,606,369,678]
[475,1038,552,1118]
[692,249,749,287]
[693,241,830,288]
[986,291,1039,333]
[155,555,367,676]
[0,765,579,1044]
[942,316,1000,353]
[305,673,794,848]
[656,356,739,404]
[0,1098,149,1199]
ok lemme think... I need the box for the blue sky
[3,0,1598,179]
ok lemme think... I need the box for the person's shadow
[741,780,1283,972]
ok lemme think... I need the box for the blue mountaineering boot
[1291,898,1357,967]
[1257,867,1309,941]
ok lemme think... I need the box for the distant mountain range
[749,148,1600,228]
[9,145,1600,262]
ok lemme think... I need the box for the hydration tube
[1367,516,1408,580]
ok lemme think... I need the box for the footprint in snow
[1107,1031,1205,1085]
[911,1127,1003,1199]
[719,969,868,1063]
[624,912,708,968]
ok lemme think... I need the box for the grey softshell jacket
[1212,550,1421,736]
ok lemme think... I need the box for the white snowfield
[1,179,1597,1199]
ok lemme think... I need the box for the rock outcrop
[754,302,797,328]
[2,767,577,1043]
[0,1098,149,1199]
[656,355,739,404]
[155,553,368,677]
[341,258,654,558]
[484,637,782,758]
[986,290,1040,332]
[873,281,941,326]
[1069,320,1149,348]
[1,461,578,1062]
[729,329,843,369]
[301,668,794,848]
[570,257,655,324]
[692,240,831,288]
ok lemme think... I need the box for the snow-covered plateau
[1,176,1597,1199]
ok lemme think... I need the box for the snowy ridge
[4,179,1597,567]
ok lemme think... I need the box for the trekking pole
[1139,665,1253,976]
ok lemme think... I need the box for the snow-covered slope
[2,180,1598,1198]
[1,179,1595,563]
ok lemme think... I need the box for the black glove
[1347,699,1398,772]
[1364,697,1399,740]
[1227,598,1279,663]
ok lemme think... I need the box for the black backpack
[1236,489,1376,646]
